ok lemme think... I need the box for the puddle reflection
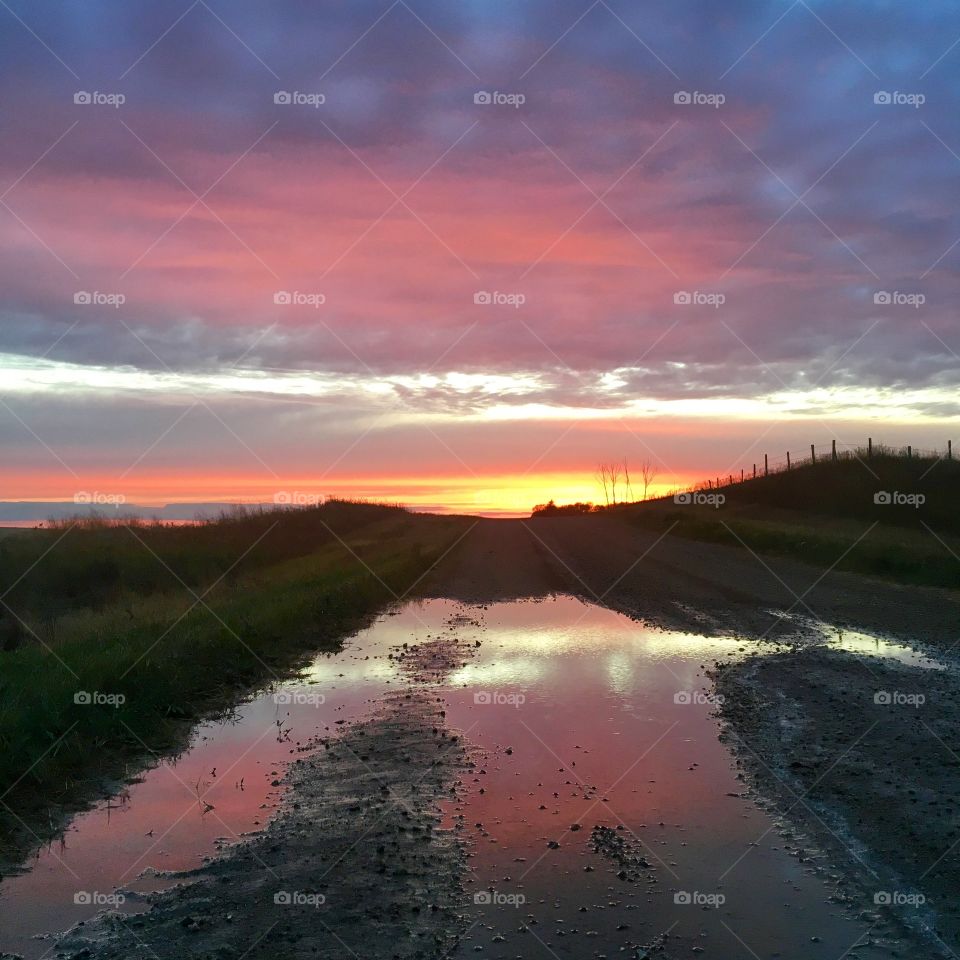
[0,596,907,960]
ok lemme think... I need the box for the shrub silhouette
[531,500,595,517]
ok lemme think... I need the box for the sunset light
[1,2,958,516]
[4,5,960,960]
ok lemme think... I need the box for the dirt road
[424,516,960,650]
[715,647,960,952]
[424,516,960,954]
[44,516,960,959]
[53,614,481,960]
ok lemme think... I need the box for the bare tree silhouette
[596,461,627,504]
[639,460,657,500]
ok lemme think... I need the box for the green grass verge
[0,499,413,623]
[625,504,960,590]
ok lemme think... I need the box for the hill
[552,447,960,590]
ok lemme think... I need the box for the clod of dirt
[589,826,653,883]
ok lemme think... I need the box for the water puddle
[767,610,947,669]
[1,597,903,958]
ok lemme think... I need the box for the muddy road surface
[5,517,960,959]
[425,516,960,646]
[436,518,960,955]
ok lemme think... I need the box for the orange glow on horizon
[0,470,694,518]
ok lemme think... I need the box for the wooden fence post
[811,444,816,464]
[764,454,768,477]
[868,437,872,459]
[907,445,912,458]
[786,451,791,469]
[832,439,837,461]
[741,468,744,482]
[949,440,953,461]
[753,463,756,479]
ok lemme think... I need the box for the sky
[1,0,959,515]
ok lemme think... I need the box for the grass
[524,449,960,589]
[0,501,468,866]
[615,452,960,589]
[625,502,960,588]
[0,498,412,629]
[681,448,960,535]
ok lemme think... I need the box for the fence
[682,438,956,495]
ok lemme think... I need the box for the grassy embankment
[0,500,468,866]
[613,449,960,589]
